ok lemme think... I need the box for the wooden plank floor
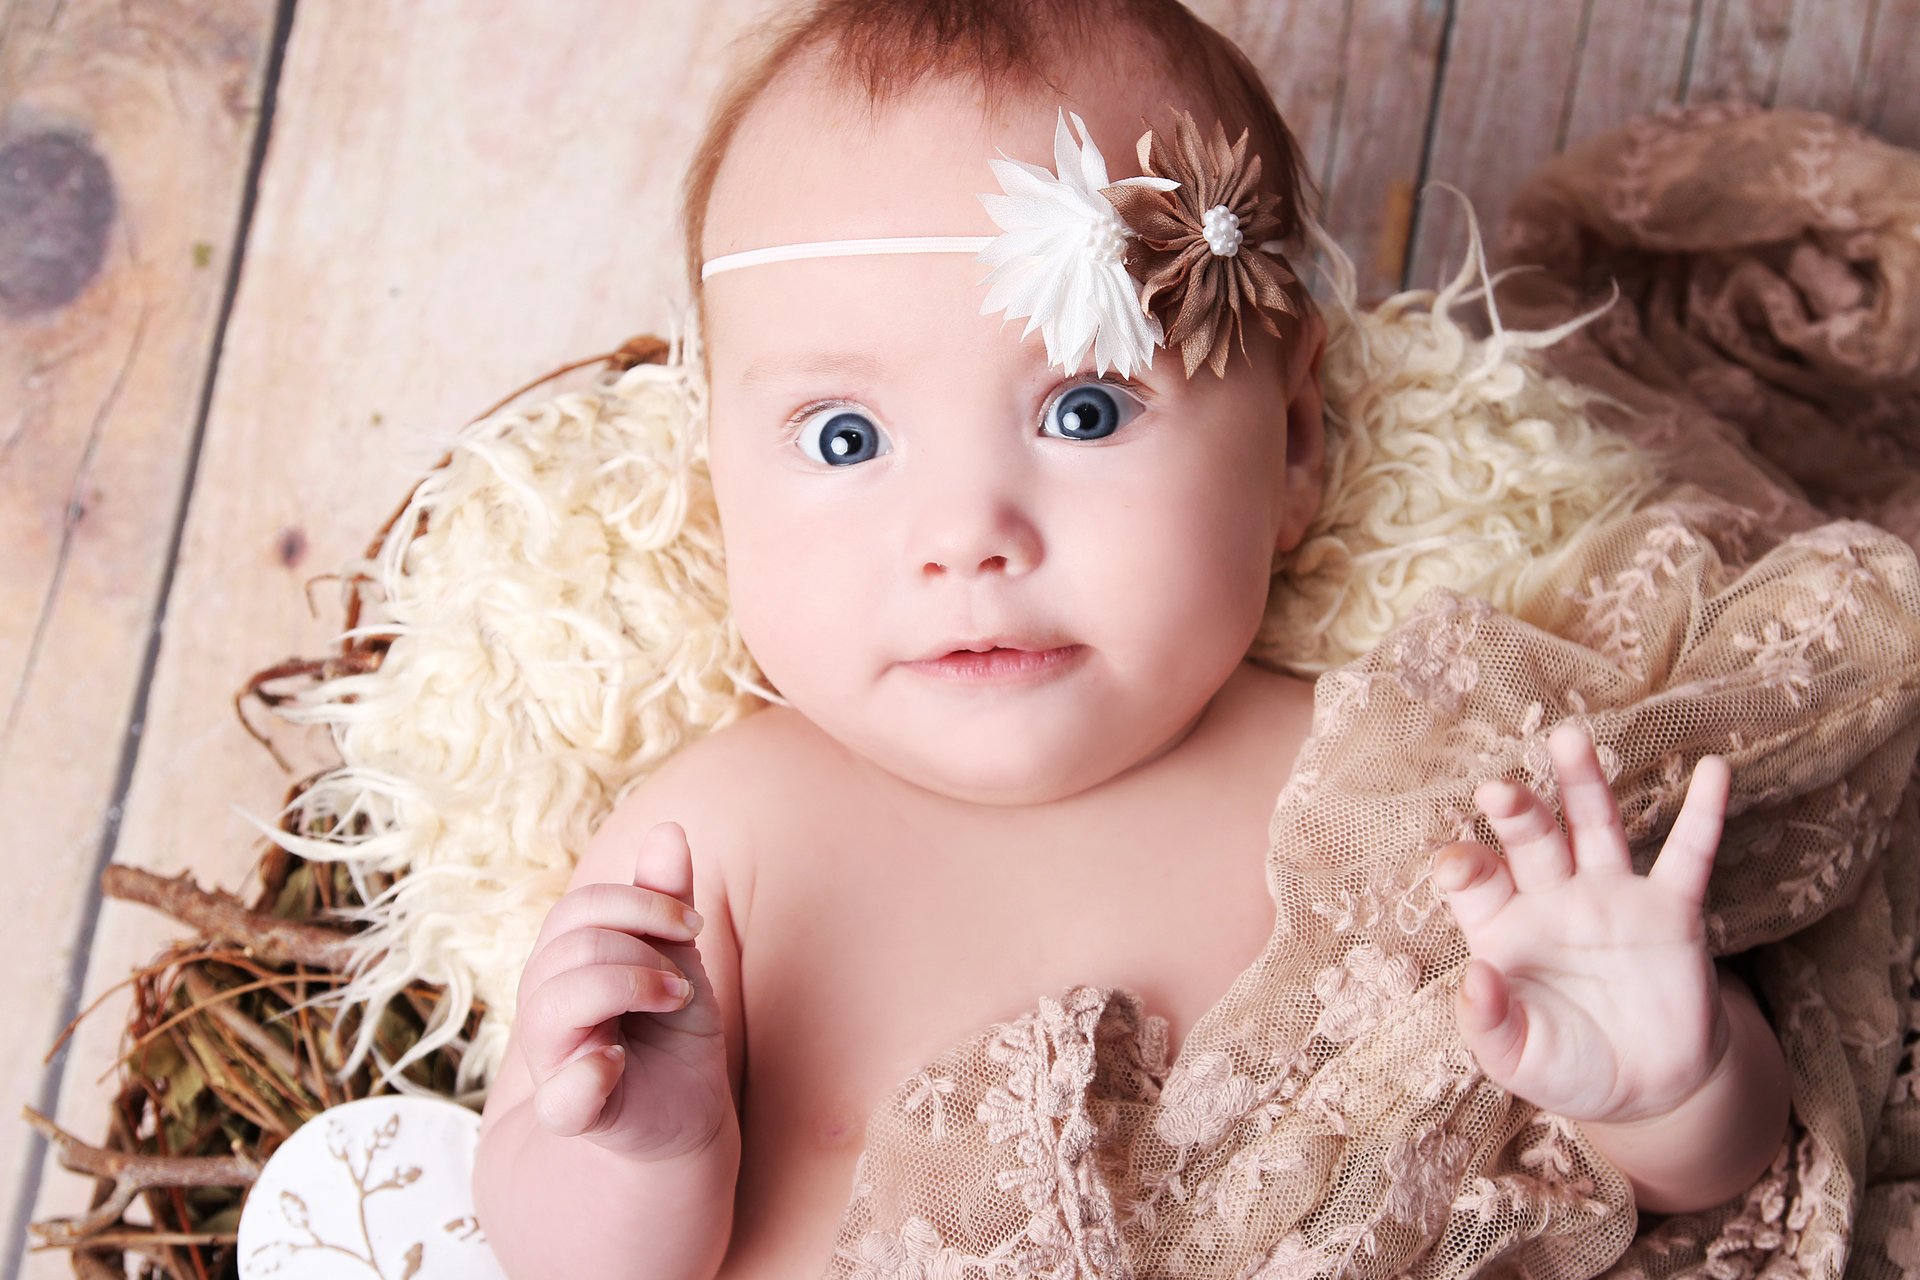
[6,1,1916,1273]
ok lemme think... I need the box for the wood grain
[1318,0,1455,303]
[14,0,781,1272]
[1687,0,1799,105]
[0,0,280,1262]
[1201,0,1353,283]
[1857,0,1920,149]
[1405,0,1590,295]
[1559,0,1695,151]
[1766,0,1875,120]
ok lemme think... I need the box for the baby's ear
[1287,306,1327,393]
[1275,310,1328,556]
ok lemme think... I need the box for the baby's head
[678,0,1330,806]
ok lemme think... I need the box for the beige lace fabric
[819,108,1920,1279]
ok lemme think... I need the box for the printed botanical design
[246,1110,479,1278]
[1100,108,1300,378]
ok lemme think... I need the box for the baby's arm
[1435,724,1792,1218]
[473,766,748,1279]
[476,1097,739,1279]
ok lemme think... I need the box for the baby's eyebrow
[739,350,888,388]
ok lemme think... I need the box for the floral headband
[700,107,1301,380]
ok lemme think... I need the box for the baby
[471,2,1792,1276]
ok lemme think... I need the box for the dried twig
[234,649,387,770]
[22,1106,260,1246]
[181,966,327,1106]
[72,1250,126,1280]
[101,864,356,969]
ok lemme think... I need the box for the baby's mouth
[911,631,1076,663]
[902,644,1086,683]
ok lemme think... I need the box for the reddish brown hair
[680,0,1323,353]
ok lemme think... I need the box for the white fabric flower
[974,108,1179,377]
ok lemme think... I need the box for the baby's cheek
[1108,461,1272,584]
[722,517,871,694]
[1093,470,1275,652]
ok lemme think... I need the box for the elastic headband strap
[701,235,995,281]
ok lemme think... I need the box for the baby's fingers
[1433,841,1514,935]
[531,881,704,956]
[1547,723,1633,877]
[533,1043,625,1138]
[517,927,673,1011]
[1455,959,1528,1082]
[1474,779,1574,892]
[520,963,693,1078]
[1646,754,1730,908]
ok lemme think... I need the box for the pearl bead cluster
[1085,213,1131,266]
[1202,204,1244,257]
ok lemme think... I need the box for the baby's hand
[513,821,732,1162]
[1433,724,1734,1125]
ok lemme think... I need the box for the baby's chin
[819,689,1207,810]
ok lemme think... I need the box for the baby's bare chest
[717,744,1292,1275]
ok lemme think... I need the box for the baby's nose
[910,480,1042,579]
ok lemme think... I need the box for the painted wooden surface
[6,0,1915,1273]
[2,0,289,1267]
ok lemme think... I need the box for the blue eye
[1041,380,1145,441]
[793,404,890,466]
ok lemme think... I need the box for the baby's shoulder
[644,702,836,812]
[610,701,817,804]
[596,703,830,903]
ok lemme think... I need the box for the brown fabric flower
[1101,109,1300,378]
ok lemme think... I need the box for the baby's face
[700,60,1325,807]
